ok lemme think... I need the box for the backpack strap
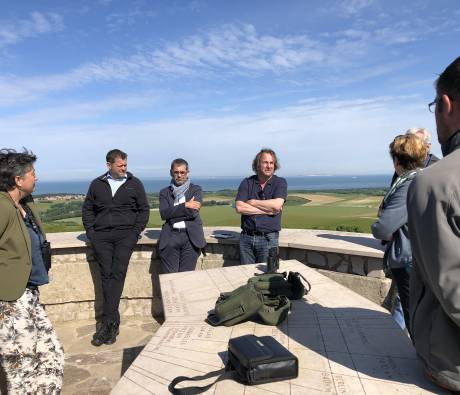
[252,271,287,278]
[295,272,312,293]
[287,271,312,299]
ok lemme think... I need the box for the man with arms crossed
[82,149,149,346]
[407,57,460,392]
[235,148,287,264]
[158,158,206,273]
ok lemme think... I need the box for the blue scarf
[170,179,190,203]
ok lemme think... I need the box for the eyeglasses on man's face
[428,95,458,113]
[428,98,439,113]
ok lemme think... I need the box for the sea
[34,175,391,195]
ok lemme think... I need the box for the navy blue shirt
[236,174,287,233]
[24,213,49,287]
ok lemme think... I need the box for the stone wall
[280,247,385,278]
[41,227,389,322]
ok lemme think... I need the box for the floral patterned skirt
[0,288,64,395]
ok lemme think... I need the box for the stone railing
[41,227,388,323]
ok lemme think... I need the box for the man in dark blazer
[158,158,206,273]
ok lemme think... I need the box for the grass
[37,191,383,233]
[281,205,377,232]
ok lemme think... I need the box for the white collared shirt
[172,195,186,229]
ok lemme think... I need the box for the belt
[172,227,187,232]
[242,230,277,236]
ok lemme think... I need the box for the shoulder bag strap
[169,366,235,394]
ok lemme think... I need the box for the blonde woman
[372,134,427,334]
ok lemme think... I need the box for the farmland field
[37,191,382,234]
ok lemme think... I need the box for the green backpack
[207,284,291,327]
[206,272,311,327]
[207,283,264,327]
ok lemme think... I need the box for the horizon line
[36,173,391,182]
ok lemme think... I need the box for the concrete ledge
[317,269,391,306]
[42,227,386,322]
[46,227,384,257]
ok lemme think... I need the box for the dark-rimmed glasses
[429,96,458,113]
[428,98,439,113]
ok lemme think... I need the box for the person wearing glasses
[235,148,287,264]
[407,57,460,392]
[158,158,206,273]
[82,149,149,347]
[0,149,64,394]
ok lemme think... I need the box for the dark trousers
[391,267,411,336]
[91,229,138,324]
[159,230,200,273]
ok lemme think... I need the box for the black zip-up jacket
[82,172,149,238]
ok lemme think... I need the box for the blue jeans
[239,232,279,264]
[392,294,406,331]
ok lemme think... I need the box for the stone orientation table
[112,260,445,394]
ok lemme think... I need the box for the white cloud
[0,24,327,103]
[339,0,375,16]
[0,19,445,106]
[106,9,158,31]
[0,93,157,128]
[0,12,63,47]
[0,94,439,179]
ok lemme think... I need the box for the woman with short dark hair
[372,134,427,335]
[0,148,64,394]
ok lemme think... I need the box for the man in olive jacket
[407,57,460,392]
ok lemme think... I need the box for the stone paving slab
[112,260,445,394]
[55,317,161,394]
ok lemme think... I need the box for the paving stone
[76,324,95,338]
[55,317,158,394]
[62,365,91,386]
[74,377,112,394]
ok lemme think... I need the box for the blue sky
[1,0,459,180]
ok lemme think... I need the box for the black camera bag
[169,334,298,394]
[227,334,298,384]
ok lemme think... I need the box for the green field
[38,191,382,233]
